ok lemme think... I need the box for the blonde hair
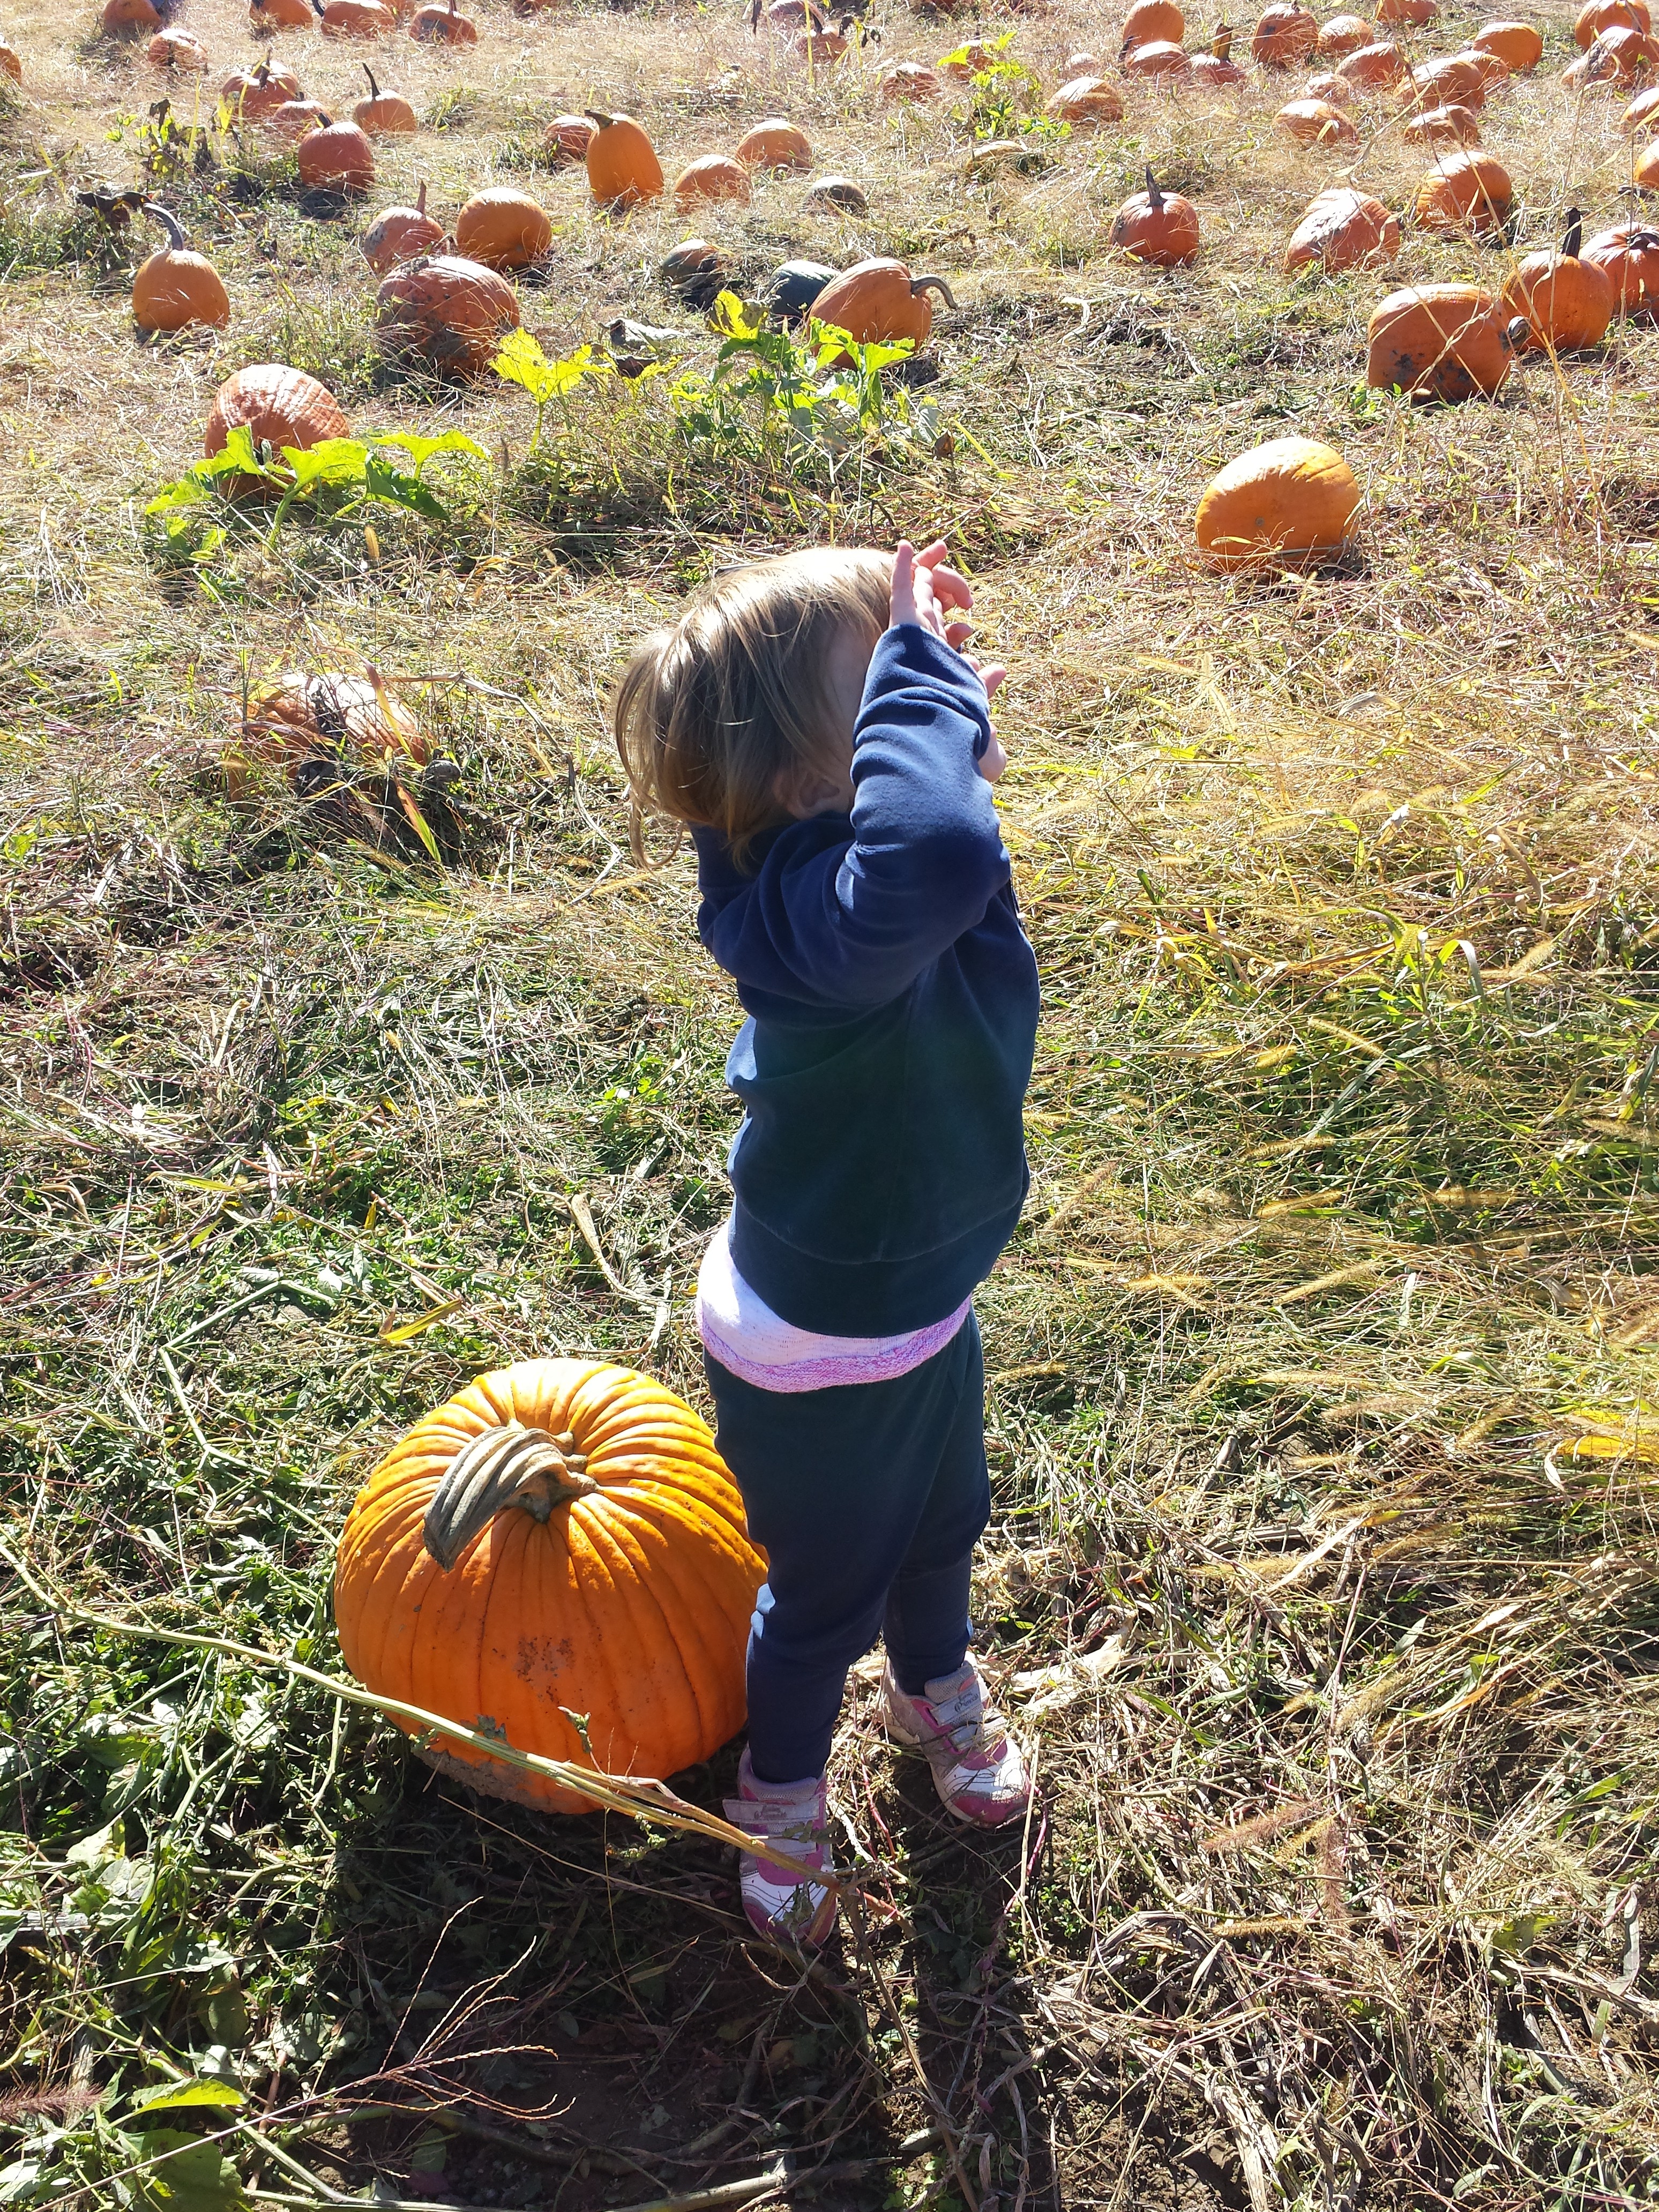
[613,547,892,870]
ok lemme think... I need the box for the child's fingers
[890,540,917,626]
[928,565,974,613]
[944,619,974,649]
[980,662,1008,699]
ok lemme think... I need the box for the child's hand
[891,540,1008,782]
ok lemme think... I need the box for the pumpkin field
[4,0,1659,2202]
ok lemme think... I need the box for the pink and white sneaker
[881,1656,1032,1827]
[723,1749,838,1947]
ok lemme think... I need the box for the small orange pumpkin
[251,0,318,24]
[1365,281,1511,398]
[1581,220,1659,310]
[736,117,813,169]
[131,201,230,334]
[147,29,208,69]
[297,115,377,191]
[102,0,161,32]
[1109,166,1200,264]
[1304,69,1355,101]
[205,364,350,492]
[1195,436,1359,567]
[242,669,429,777]
[1277,94,1357,140]
[1252,3,1318,65]
[1472,18,1543,68]
[354,64,417,132]
[315,0,395,30]
[1621,79,1659,123]
[376,251,520,374]
[1564,24,1657,79]
[1402,55,1486,107]
[1499,210,1615,349]
[880,60,945,99]
[361,179,446,273]
[1191,23,1248,80]
[542,113,596,164]
[1122,0,1186,43]
[1576,0,1649,46]
[1124,36,1194,76]
[333,1362,765,1817]
[1376,0,1435,20]
[584,108,663,208]
[1413,150,1513,235]
[1316,12,1371,54]
[1403,101,1482,143]
[1337,38,1407,89]
[222,59,303,121]
[672,153,752,209]
[810,256,956,357]
[264,99,331,141]
[1459,44,1513,91]
[1044,73,1126,122]
[455,184,552,268]
[409,0,477,39]
[1283,184,1400,271]
[0,38,20,80]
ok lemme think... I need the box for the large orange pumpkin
[1252,3,1318,65]
[1195,436,1359,567]
[205,363,350,490]
[736,117,813,169]
[297,116,377,191]
[1576,0,1649,47]
[132,203,230,334]
[1413,150,1513,235]
[1122,0,1186,44]
[585,109,663,208]
[243,668,428,774]
[1109,167,1200,264]
[1403,100,1482,144]
[222,59,303,121]
[251,0,316,24]
[1123,37,1193,76]
[809,257,956,357]
[455,184,553,268]
[1499,211,1615,348]
[1044,73,1126,122]
[1376,0,1435,20]
[317,0,396,31]
[1581,220,1659,309]
[361,180,446,273]
[102,0,162,32]
[1283,184,1400,271]
[354,64,419,132]
[1337,39,1407,90]
[1276,94,1357,141]
[1317,11,1372,51]
[334,1361,766,1814]
[1191,25,1248,81]
[376,251,520,373]
[1366,281,1512,398]
[409,0,478,38]
[1621,79,1659,123]
[1471,17,1543,68]
[673,153,752,209]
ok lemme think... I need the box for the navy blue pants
[704,1313,991,1785]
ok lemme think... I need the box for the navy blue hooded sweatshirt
[691,622,1040,1340]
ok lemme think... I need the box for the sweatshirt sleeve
[703,624,1013,1008]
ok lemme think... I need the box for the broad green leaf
[277,438,371,490]
[192,425,264,481]
[371,427,490,471]
[709,290,763,341]
[146,478,209,517]
[129,2080,245,2119]
[133,2130,248,2212]
[363,458,447,521]
[488,331,611,406]
[65,1818,124,1868]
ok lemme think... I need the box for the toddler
[613,541,1040,1943]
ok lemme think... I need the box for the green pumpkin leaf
[370,427,491,472]
[128,2079,245,2118]
[132,2129,249,2212]
[276,438,371,490]
[363,458,447,520]
[709,290,763,341]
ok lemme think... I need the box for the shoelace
[927,1683,1006,1758]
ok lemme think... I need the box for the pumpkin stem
[910,272,958,309]
[585,108,617,129]
[424,1424,597,1571]
[1145,163,1165,209]
[141,199,186,252]
[1214,23,1232,56]
[364,63,379,98]
[255,58,271,85]
[1563,206,1583,258]
[416,177,428,214]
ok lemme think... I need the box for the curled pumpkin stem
[910,272,956,309]
[424,1423,596,1571]
[364,62,379,97]
[584,107,617,129]
[141,199,186,251]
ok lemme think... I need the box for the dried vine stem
[0,1535,836,1892]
